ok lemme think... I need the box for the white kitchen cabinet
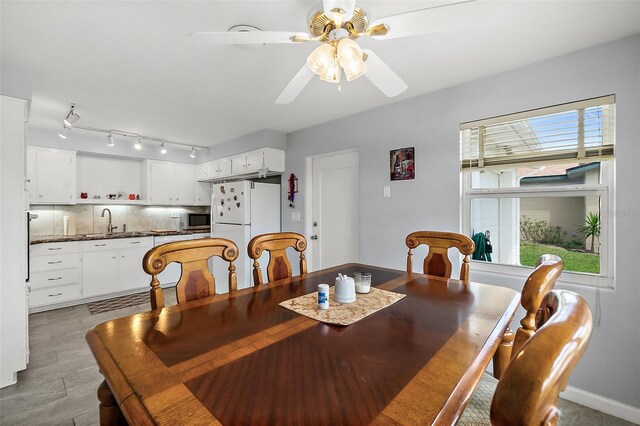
[76,155,141,201]
[82,249,119,298]
[195,181,211,206]
[119,246,151,292]
[174,163,195,205]
[82,237,153,297]
[230,154,247,175]
[205,158,232,179]
[28,147,76,204]
[145,161,196,205]
[30,242,83,304]
[196,162,209,180]
[245,149,264,173]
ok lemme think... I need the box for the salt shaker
[318,284,329,310]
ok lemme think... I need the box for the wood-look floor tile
[0,378,66,421]
[73,408,100,426]
[63,364,102,396]
[29,312,49,326]
[1,388,98,426]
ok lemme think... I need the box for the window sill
[469,260,614,289]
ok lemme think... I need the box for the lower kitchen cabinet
[82,237,154,298]
[29,242,83,308]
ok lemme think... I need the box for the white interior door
[311,149,359,270]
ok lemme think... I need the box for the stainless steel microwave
[179,213,211,230]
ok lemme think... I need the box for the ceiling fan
[190,0,478,104]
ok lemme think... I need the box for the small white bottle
[318,284,329,310]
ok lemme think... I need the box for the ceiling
[2,1,639,148]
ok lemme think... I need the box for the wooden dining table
[86,263,520,425]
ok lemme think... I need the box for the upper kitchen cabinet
[28,146,76,204]
[143,160,196,205]
[196,148,285,182]
[246,148,285,173]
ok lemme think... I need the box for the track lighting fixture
[59,126,69,139]
[56,105,206,154]
[63,104,80,127]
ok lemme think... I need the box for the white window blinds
[460,95,615,170]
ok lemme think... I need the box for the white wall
[284,34,640,410]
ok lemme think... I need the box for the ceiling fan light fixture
[319,55,341,84]
[307,43,334,76]
[338,38,367,81]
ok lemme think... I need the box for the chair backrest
[247,232,307,285]
[405,231,475,281]
[142,238,238,309]
[491,290,593,425]
[511,254,563,357]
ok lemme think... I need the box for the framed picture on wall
[390,147,415,181]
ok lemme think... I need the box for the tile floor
[0,288,636,426]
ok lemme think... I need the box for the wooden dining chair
[405,231,475,281]
[247,232,307,285]
[493,254,564,379]
[142,238,238,309]
[458,289,593,425]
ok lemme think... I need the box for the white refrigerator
[211,181,281,292]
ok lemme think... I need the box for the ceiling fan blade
[189,31,311,45]
[275,64,315,104]
[323,0,356,21]
[362,49,408,98]
[369,0,491,40]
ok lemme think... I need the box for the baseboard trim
[485,365,639,424]
[561,386,640,424]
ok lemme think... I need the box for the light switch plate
[383,186,391,198]
[171,211,179,219]
[291,211,301,222]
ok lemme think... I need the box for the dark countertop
[30,229,211,245]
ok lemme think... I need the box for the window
[460,95,615,287]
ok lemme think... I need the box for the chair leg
[97,380,127,425]
[493,328,514,380]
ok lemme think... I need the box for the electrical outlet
[291,211,301,222]
[171,211,179,219]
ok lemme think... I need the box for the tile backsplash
[29,205,209,236]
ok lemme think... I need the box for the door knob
[310,235,318,240]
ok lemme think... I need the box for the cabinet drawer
[30,284,82,308]
[31,253,81,272]
[82,237,153,252]
[31,241,81,256]
[30,268,80,290]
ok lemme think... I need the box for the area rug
[87,291,149,315]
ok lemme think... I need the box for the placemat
[279,287,406,326]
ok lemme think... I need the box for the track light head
[190,147,196,158]
[63,104,80,127]
[134,137,142,150]
[160,141,167,154]
[107,132,115,147]
[59,126,69,139]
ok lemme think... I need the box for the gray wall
[284,34,640,408]
[1,62,32,100]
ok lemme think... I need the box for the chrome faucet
[101,208,117,234]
